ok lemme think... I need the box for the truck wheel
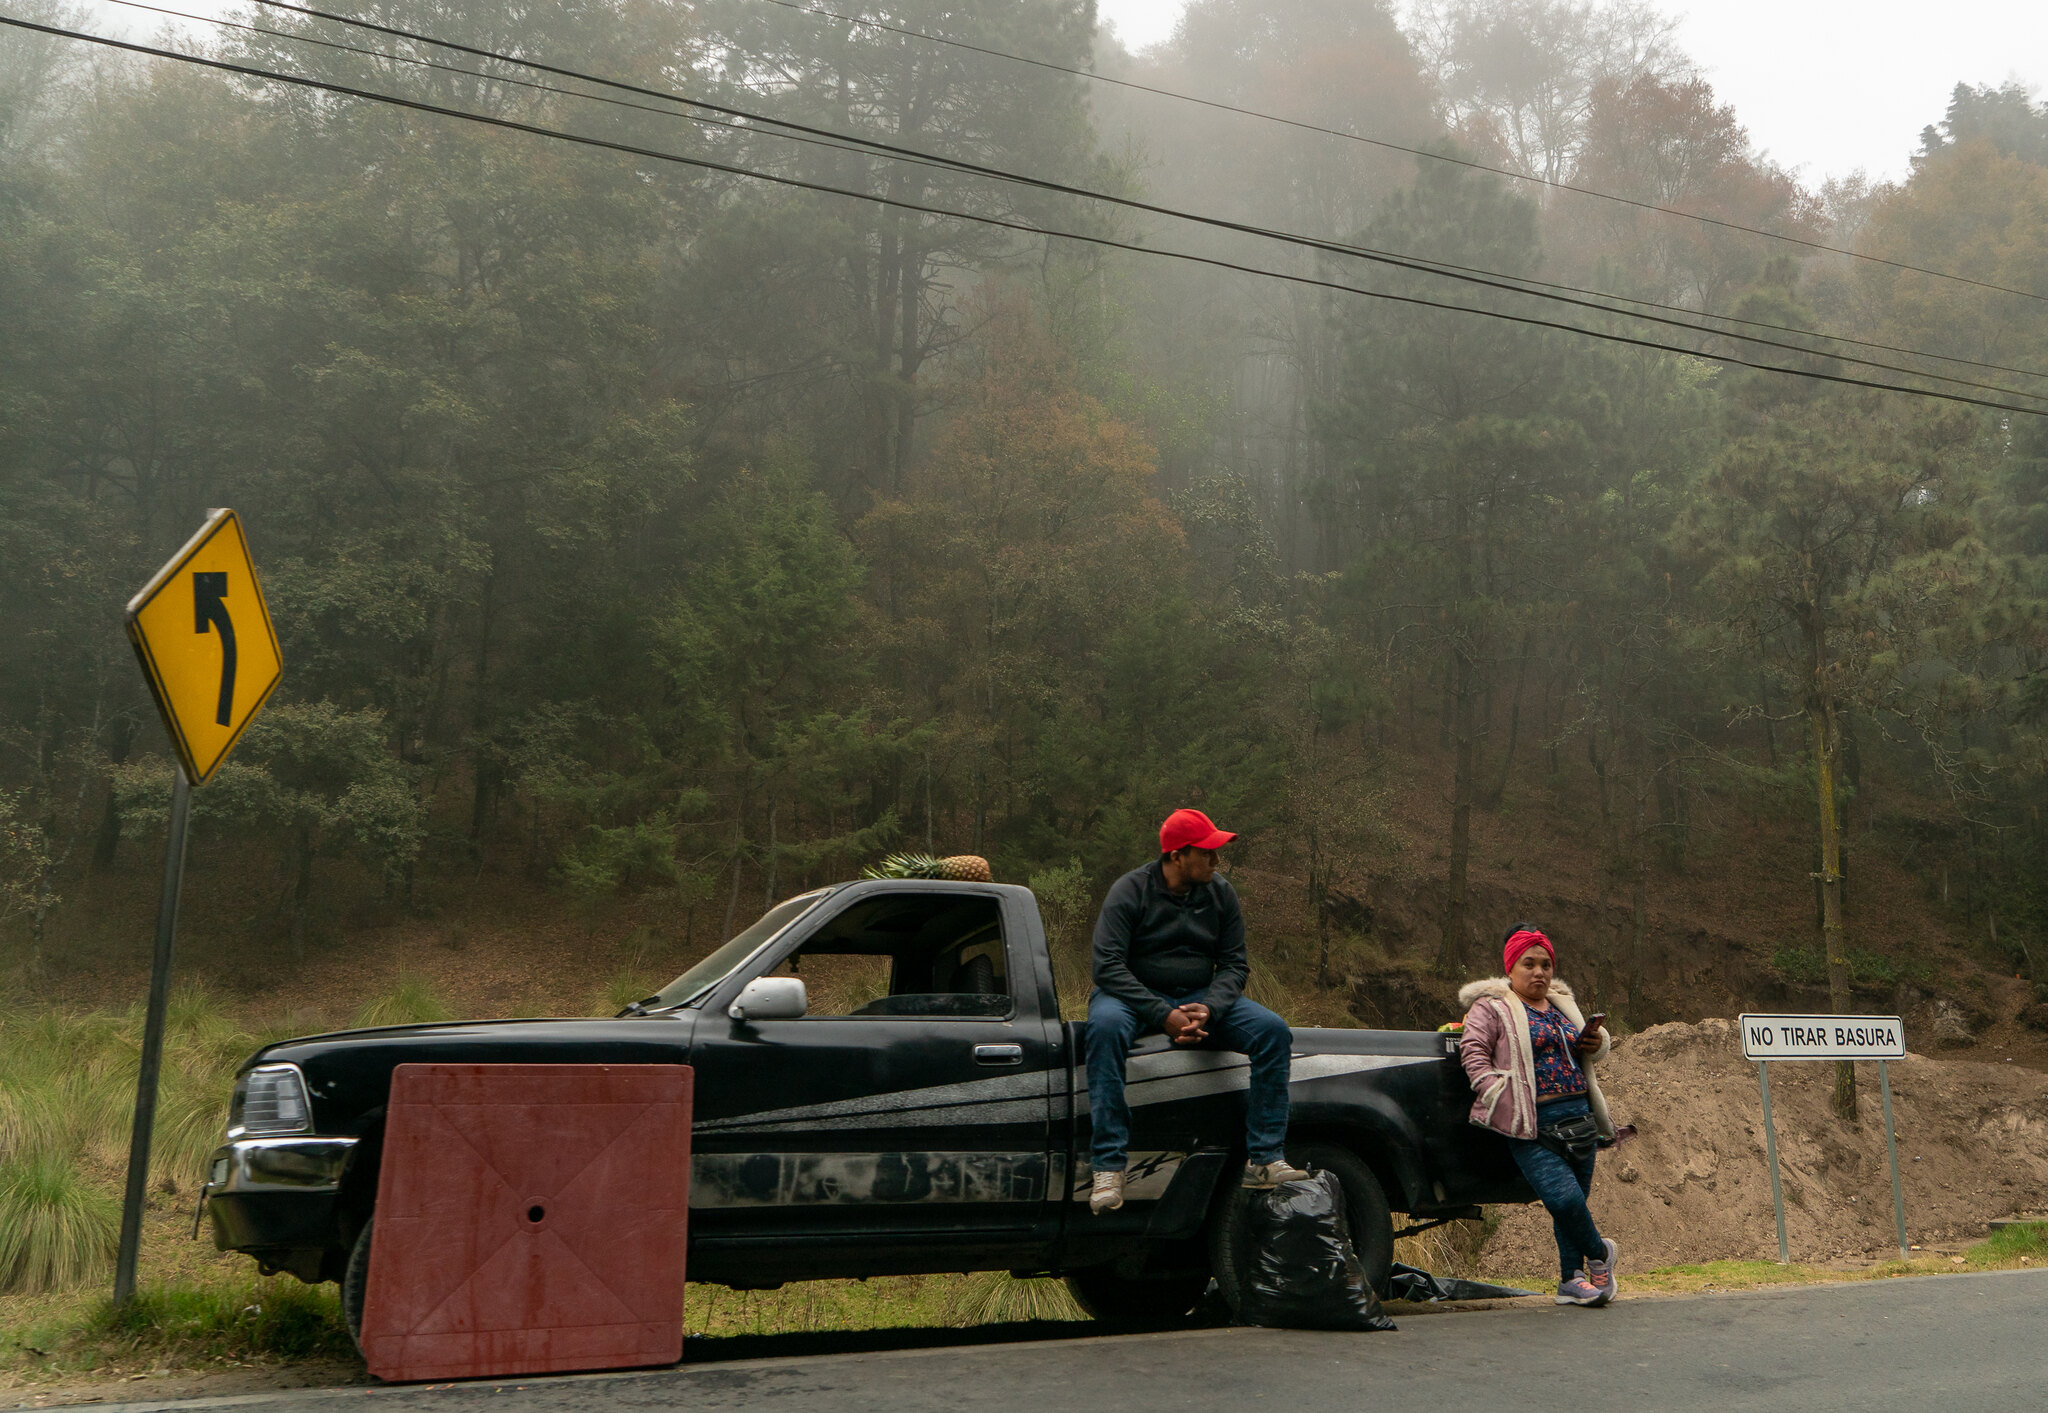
[1208,1141,1394,1317]
[1064,1266,1211,1329]
[341,1218,373,1356]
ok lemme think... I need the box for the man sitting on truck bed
[1086,808,1309,1214]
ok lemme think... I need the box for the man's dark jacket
[1091,859,1249,1027]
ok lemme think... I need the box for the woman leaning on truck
[1457,923,1620,1307]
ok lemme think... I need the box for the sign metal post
[1756,1059,1790,1264]
[1739,1013,1908,1267]
[112,766,191,1306]
[113,509,281,1304]
[1879,1059,1908,1261]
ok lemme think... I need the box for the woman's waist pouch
[1535,1095,1598,1162]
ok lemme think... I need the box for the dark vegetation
[6,0,2048,1286]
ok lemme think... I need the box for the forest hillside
[8,0,2048,1113]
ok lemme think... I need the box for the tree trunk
[1627,726,1650,1028]
[1809,682,1857,1119]
[1479,632,1530,810]
[1439,642,1476,975]
[292,823,314,965]
[721,845,743,943]
[469,567,498,844]
[1437,661,1453,751]
[892,240,922,492]
[93,713,137,870]
[724,765,749,942]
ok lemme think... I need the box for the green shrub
[0,1152,119,1292]
[1771,946,1829,985]
[89,1279,355,1361]
[1968,1222,2048,1265]
[351,979,454,1029]
[1770,946,1928,989]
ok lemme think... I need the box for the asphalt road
[100,1269,2048,1413]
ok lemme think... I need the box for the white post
[1879,1059,1908,1261]
[1758,1060,1789,1264]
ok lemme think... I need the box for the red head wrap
[1503,929,1554,974]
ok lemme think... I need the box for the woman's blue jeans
[1508,1094,1606,1283]
[1084,989,1292,1170]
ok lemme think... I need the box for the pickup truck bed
[205,879,1531,1329]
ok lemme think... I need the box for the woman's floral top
[1527,1003,1586,1101]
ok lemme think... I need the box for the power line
[112,0,2042,395]
[751,0,2048,312]
[181,0,2048,405]
[128,0,2048,396]
[94,0,961,174]
[7,13,2045,421]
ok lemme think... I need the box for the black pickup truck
[205,878,1529,1335]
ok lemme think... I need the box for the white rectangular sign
[1739,1014,1905,1061]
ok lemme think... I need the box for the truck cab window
[769,892,1012,1019]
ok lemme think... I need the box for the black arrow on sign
[192,571,237,726]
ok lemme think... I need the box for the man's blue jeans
[1507,1094,1606,1283]
[1085,988,1292,1170]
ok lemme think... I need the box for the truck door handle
[974,1044,1024,1066]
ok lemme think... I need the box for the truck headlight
[228,1063,312,1136]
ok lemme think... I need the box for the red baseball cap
[1160,808,1236,854]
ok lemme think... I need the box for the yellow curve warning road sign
[125,508,283,785]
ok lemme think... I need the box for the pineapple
[864,852,993,883]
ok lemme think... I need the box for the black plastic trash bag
[1239,1171,1396,1331]
[1386,1263,1537,1303]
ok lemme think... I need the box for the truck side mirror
[729,976,807,1022]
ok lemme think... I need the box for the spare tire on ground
[1237,1171,1396,1332]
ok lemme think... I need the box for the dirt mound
[1479,1018,2048,1275]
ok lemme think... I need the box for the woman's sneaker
[1554,1274,1603,1306]
[1243,1159,1313,1188]
[1585,1238,1620,1305]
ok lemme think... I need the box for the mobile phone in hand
[1583,1012,1607,1033]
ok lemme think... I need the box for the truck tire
[1208,1141,1394,1317]
[1064,1265,1211,1329]
[341,1218,373,1356]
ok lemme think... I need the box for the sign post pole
[113,765,193,1306]
[1879,1059,1908,1261]
[115,508,281,1304]
[1757,1059,1790,1264]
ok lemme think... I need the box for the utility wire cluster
[4,0,2044,418]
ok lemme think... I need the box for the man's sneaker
[1089,1170,1125,1214]
[1554,1274,1603,1306]
[1242,1159,1313,1189]
[1585,1237,1620,1305]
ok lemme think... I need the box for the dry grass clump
[348,977,454,1029]
[0,978,446,1296]
[594,971,663,1016]
[1392,1210,1496,1281]
[0,989,245,1294]
[0,1153,120,1293]
[944,1271,1088,1325]
[0,987,247,1192]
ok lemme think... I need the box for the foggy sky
[1099,0,2048,183]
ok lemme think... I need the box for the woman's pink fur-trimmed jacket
[1457,977,1615,1142]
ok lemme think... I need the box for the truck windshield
[648,890,830,1010]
